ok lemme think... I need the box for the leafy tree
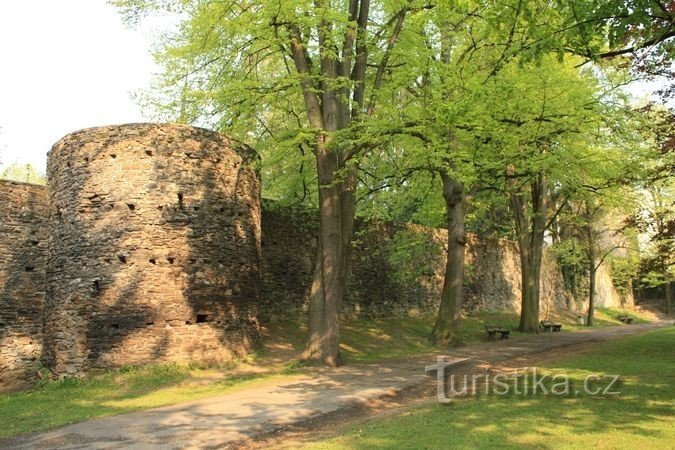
[480,56,628,332]
[556,0,675,101]
[111,0,670,350]
[558,194,639,325]
[376,0,655,337]
[356,0,595,342]
[340,1,492,343]
[0,163,46,185]
[630,106,674,313]
[112,0,435,366]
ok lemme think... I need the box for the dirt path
[2,322,670,450]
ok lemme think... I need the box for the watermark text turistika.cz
[425,357,621,403]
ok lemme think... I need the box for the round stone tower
[44,123,261,376]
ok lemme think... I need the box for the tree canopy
[112,0,674,358]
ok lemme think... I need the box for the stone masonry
[44,124,262,376]
[0,181,49,389]
[260,208,630,320]
[0,123,632,390]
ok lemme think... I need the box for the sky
[0,1,162,174]
[0,2,669,175]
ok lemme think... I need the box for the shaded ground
[1,321,671,450]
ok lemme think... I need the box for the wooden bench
[485,325,510,341]
[540,320,562,332]
[617,315,634,324]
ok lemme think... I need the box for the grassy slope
[0,308,658,439]
[305,327,675,449]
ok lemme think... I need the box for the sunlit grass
[0,308,658,440]
[265,308,656,362]
[0,364,290,439]
[303,327,675,449]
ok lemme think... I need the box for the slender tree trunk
[431,172,466,345]
[665,280,672,315]
[587,261,596,326]
[340,166,357,290]
[585,219,597,327]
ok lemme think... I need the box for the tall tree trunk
[509,172,547,333]
[431,172,466,345]
[517,234,544,332]
[304,140,347,367]
[585,216,597,327]
[665,280,672,315]
[587,260,596,326]
[302,55,358,365]
[292,0,384,366]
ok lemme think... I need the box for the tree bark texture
[665,280,672,315]
[585,207,597,326]
[431,172,466,345]
[294,0,390,366]
[509,172,547,333]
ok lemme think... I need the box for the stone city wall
[0,123,632,389]
[0,181,49,390]
[260,207,627,320]
[44,124,262,376]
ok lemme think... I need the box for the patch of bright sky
[0,0,171,173]
[0,2,670,175]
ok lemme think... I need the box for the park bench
[617,315,634,324]
[540,320,562,332]
[485,325,510,341]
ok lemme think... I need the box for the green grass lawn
[303,326,675,449]
[0,314,440,439]
[0,309,659,440]
[267,311,535,363]
[0,363,296,439]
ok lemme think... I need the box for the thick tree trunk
[431,173,466,345]
[304,145,346,367]
[518,237,543,332]
[509,172,547,333]
[304,162,356,366]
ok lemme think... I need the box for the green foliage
[1,163,46,185]
[553,237,589,302]
[355,161,446,228]
[385,227,443,285]
[630,106,675,289]
[557,0,674,96]
[465,190,514,238]
[607,252,640,295]
[640,270,670,289]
